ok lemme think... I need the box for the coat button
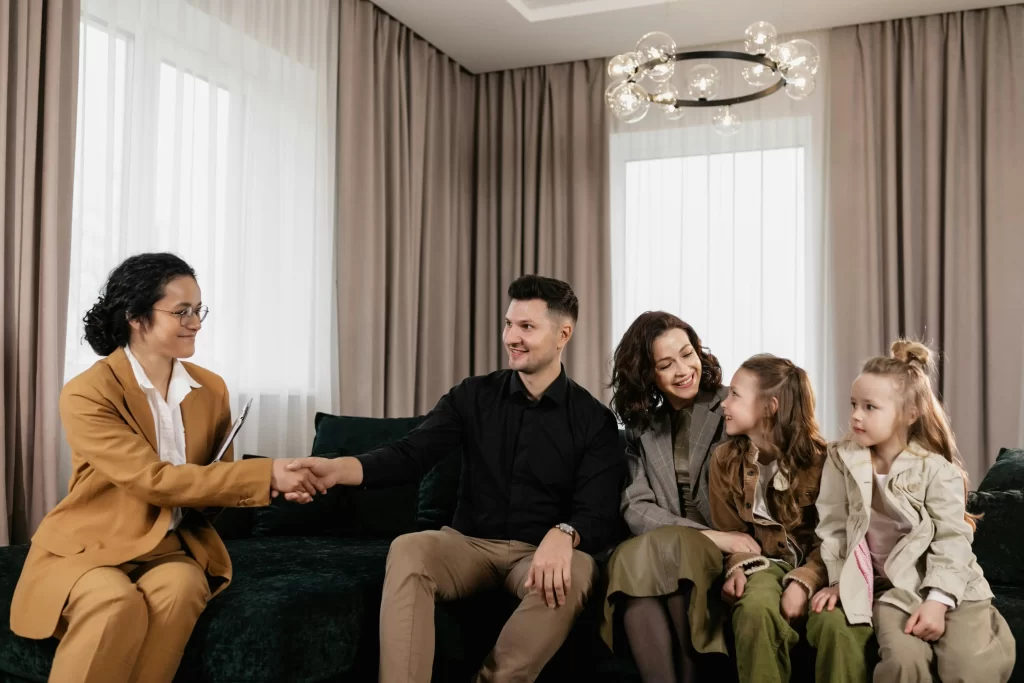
[852,501,862,512]
[747,470,755,477]
[909,483,919,492]
[745,502,752,509]
[778,541,786,548]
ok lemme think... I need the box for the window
[610,107,830,428]
[63,1,336,473]
[612,145,808,380]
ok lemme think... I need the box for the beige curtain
[829,6,1024,483]
[335,0,477,417]
[335,0,611,416]
[0,0,79,544]
[473,60,611,400]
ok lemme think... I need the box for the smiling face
[721,368,765,437]
[129,275,203,359]
[502,298,571,375]
[650,327,702,409]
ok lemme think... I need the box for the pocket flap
[32,526,86,557]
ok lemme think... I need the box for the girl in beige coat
[811,340,1015,682]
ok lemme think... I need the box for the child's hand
[811,585,841,613]
[904,600,948,642]
[781,582,810,621]
[722,570,747,604]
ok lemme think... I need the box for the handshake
[268,457,346,504]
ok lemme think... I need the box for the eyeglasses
[152,305,209,326]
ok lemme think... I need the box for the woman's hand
[702,529,761,555]
[270,458,327,503]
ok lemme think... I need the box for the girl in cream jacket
[810,340,1015,683]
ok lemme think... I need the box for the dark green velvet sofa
[0,413,1019,682]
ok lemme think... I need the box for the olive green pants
[731,563,873,683]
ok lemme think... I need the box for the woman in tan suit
[10,253,325,683]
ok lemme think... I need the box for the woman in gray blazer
[601,312,759,683]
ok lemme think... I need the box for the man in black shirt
[288,275,624,683]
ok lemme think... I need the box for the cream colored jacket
[815,440,992,625]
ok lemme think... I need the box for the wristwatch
[554,523,577,543]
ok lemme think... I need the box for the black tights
[622,587,697,683]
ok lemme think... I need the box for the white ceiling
[370,0,1013,73]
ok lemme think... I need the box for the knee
[75,581,150,634]
[808,607,846,639]
[143,563,210,621]
[732,594,778,638]
[386,532,439,577]
[879,646,929,675]
[936,651,1006,683]
[567,551,597,604]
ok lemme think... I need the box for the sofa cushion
[176,536,390,682]
[977,448,1024,493]
[0,538,390,683]
[989,585,1024,683]
[0,545,54,683]
[969,490,1024,586]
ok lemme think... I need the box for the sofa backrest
[968,447,1024,586]
[238,413,628,542]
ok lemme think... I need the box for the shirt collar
[124,345,202,394]
[509,364,568,405]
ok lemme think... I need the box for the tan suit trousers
[48,531,211,683]
[379,526,597,683]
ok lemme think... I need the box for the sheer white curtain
[63,0,338,489]
[609,31,839,436]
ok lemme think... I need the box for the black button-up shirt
[356,367,625,554]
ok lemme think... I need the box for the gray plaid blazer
[620,385,729,536]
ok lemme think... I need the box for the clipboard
[211,397,253,464]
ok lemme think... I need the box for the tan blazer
[10,348,274,640]
[816,440,993,625]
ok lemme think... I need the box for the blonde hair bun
[891,339,931,368]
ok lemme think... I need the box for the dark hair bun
[82,296,123,356]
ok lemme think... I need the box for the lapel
[639,410,677,510]
[108,348,159,454]
[689,386,726,484]
[180,391,210,464]
[837,441,874,510]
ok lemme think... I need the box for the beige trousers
[874,599,1016,683]
[378,526,597,683]
[49,532,211,683]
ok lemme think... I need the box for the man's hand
[811,585,841,613]
[524,528,574,608]
[904,600,948,642]
[701,529,761,555]
[781,581,810,621]
[722,570,747,604]
[270,458,327,503]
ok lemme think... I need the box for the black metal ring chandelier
[606,24,819,135]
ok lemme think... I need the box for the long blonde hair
[727,354,827,530]
[861,339,978,529]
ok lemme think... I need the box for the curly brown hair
[610,311,722,432]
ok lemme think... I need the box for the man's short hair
[507,275,578,322]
